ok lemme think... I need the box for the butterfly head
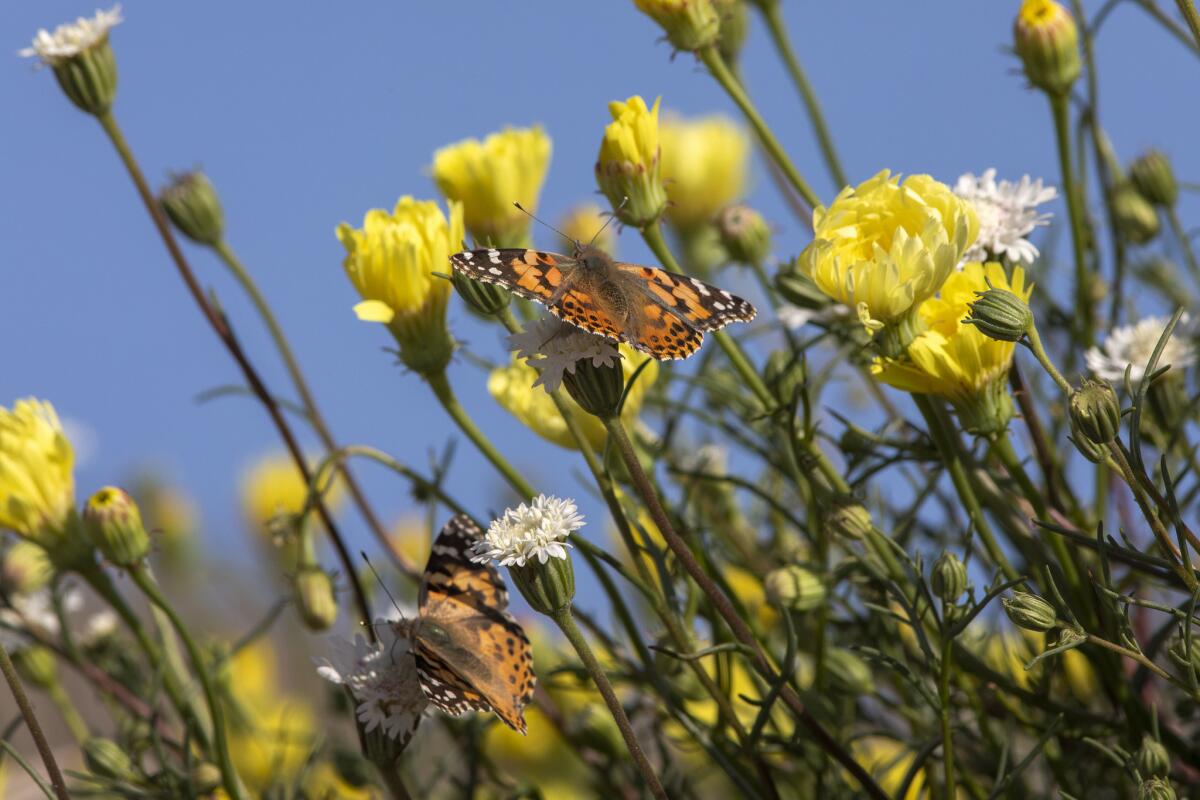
[572,242,617,274]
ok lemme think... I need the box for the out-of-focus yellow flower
[432,126,552,248]
[389,515,430,568]
[482,706,569,775]
[337,197,463,375]
[725,565,778,630]
[596,96,668,228]
[980,631,1041,690]
[852,737,926,800]
[488,347,658,451]
[133,475,200,572]
[0,399,75,543]
[225,642,316,793]
[304,762,381,800]
[559,203,616,256]
[1,540,53,595]
[660,114,750,229]
[240,453,344,537]
[873,262,1031,435]
[633,0,721,52]
[799,170,979,356]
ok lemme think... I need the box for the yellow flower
[304,762,381,800]
[240,453,344,571]
[488,347,658,451]
[0,398,84,556]
[724,565,778,630]
[660,113,750,228]
[596,96,668,228]
[389,515,431,568]
[799,170,978,356]
[873,262,1031,435]
[633,0,721,52]
[336,197,463,375]
[851,737,926,800]
[559,203,616,256]
[432,126,552,248]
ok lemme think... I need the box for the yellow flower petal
[352,299,395,323]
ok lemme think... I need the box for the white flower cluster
[471,494,584,567]
[507,315,621,393]
[954,169,1057,266]
[19,6,123,66]
[314,621,427,743]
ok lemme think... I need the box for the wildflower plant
[9,3,1200,800]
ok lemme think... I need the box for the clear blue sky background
[2,2,1197,610]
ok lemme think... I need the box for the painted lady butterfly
[450,242,756,360]
[399,514,536,733]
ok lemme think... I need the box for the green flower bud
[1068,417,1109,464]
[966,288,1033,342]
[1014,0,1081,96]
[84,737,137,783]
[634,0,721,52]
[12,644,58,690]
[714,0,748,66]
[510,555,576,616]
[159,171,225,247]
[775,268,829,311]
[1002,591,1057,632]
[764,349,805,406]
[292,566,338,631]
[716,204,771,266]
[451,270,511,317]
[83,486,150,568]
[826,648,874,695]
[1,540,53,595]
[1137,735,1171,779]
[763,565,825,611]
[1139,778,1177,800]
[1069,379,1121,445]
[931,552,968,604]
[825,498,872,541]
[562,357,626,419]
[189,762,223,794]
[1112,182,1161,245]
[1130,150,1178,208]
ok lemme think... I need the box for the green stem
[0,641,69,800]
[914,396,1020,583]
[1108,443,1197,590]
[939,636,956,800]
[46,681,88,744]
[424,369,537,500]
[698,45,821,209]
[602,415,888,800]
[1166,205,1200,284]
[377,765,414,800]
[212,241,417,578]
[1049,93,1094,346]
[551,607,667,800]
[1025,324,1074,398]
[758,3,848,187]
[130,566,245,800]
[989,433,1048,519]
[1175,0,1200,48]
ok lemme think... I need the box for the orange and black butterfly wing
[414,515,536,734]
[618,263,758,332]
[449,248,569,305]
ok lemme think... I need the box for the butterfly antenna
[360,550,406,621]
[587,197,626,249]
[513,202,573,245]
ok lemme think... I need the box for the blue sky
[2,2,1197,608]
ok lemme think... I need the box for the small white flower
[1086,314,1197,384]
[79,609,118,645]
[314,620,427,743]
[954,169,1057,266]
[778,303,851,330]
[18,6,123,66]
[472,495,583,567]
[507,315,621,393]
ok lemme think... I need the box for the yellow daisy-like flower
[660,114,750,229]
[488,346,658,451]
[240,453,344,544]
[559,203,616,256]
[432,126,552,248]
[596,95,668,228]
[336,197,463,375]
[0,399,82,555]
[873,262,1031,435]
[799,170,979,356]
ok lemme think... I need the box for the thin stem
[212,241,418,579]
[1025,325,1074,398]
[93,111,374,638]
[46,681,88,744]
[130,566,245,800]
[1048,94,1094,346]
[939,635,956,800]
[758,3,848,187]
[602,415,888,800]
[551,607,667,800]
[1084,633,1176,684]
[424,370,537,500]
[1174,0,1200,48]
[1108,443,1197,590]
[1166,206,1200,284]
[698,45,821,209]
[377,765,414,800]
[0,641,69,800]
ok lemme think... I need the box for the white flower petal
[955,170,1056,267]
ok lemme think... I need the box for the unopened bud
[84,737,136,783]
[763,565,825,611]
[826,648,874,695]
[717,204,771,266]
[1002,591,1057,632]
[451,270,510,317]
[83,486,150,568]
[159,171,225,247]
[634,0,721,52]
[1014,0,1081,96]
[1139,778,1177,800]
[1130,150,1178,208]
[1112,182,1161,245]
[1069,379,1121,445]
[12,645,58,690]
[1,540,53,595]
[966,288,1033,342]
[1137,735,1170,779]
[293,567,338,631]
[931,552,968,604]
[826,498,872,541]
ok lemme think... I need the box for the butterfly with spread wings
[399,514,536,733]
[450,241,756,360]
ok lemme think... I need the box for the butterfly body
[451,242,756,360]
[405,515,535,734]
